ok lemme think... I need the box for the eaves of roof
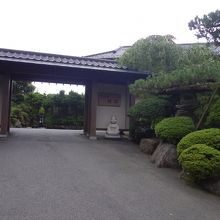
[0,48,147,75]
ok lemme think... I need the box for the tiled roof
[177,43,220,55]
[85,46,131,60]
[86,44,220,60]
[0,48,134,72]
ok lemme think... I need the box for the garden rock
[202,178,220,196]
[139,138,159,155]
[150,142,180,168]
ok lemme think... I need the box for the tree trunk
[196,87,218,130]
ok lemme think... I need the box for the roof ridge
[84,49,116,58]
[84,46,131,57]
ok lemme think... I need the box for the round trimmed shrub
[177,128,220,156]
[155,116,195,144]
[178,144,220,182]
[128,97,172,125]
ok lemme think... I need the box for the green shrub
[44,115,83,129]
[205,100,220,128]
[177,128,220,155]
[129,121,155,144]
[11,105,30,127]
[155,116,195,144]
[178,144,220,182]
[128,97,172,125]
[128,96,172,142]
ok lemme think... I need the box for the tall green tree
[189,10,220,46]
[120,35,220,130]
[119,35,220,98]
[119,35,183,73]
[12,81,35,103]
[129,46,220,97]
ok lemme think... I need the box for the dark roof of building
[85,44,220,60]
[85,46,131,60]
[0,48,144,74]
[174,43,220,55]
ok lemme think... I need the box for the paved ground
[0,128,220,220]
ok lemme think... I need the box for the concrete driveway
[0,128,220,220]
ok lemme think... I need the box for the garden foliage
[128,96,172,125]
[128,96,173,143]
[189,10,220,46]
[205,100,220,128]
[11,82,85,129]
[119,35,220,98]
[128,46,220,96]
[119,35,181,73]
[178,144,220,182]
[155,116,195,144]
[177,128,220,155]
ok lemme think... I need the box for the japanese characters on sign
[98,93,121,107]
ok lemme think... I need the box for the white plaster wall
[96,83,129,130]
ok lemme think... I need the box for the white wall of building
[96,83,129,130]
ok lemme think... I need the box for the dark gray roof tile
[0,48,148,75]
[86,44,220,60]
[85,46,131,60]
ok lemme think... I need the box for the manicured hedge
[178,144,220,182]
[128,97,171,125]
[155,116,195,144]
[177,128,220,156]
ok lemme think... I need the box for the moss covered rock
[177,128,220,156]
[155,116,195,144]
[178,144,220,182]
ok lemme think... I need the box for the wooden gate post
[0,75,12,136]
[87,81,97,139]
[83,83,89,135]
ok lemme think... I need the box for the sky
[0,0,219,94]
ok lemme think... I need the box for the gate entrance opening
[0,48,147,138]
[11,81,85,130]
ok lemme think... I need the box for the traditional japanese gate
[0,48,147,138]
